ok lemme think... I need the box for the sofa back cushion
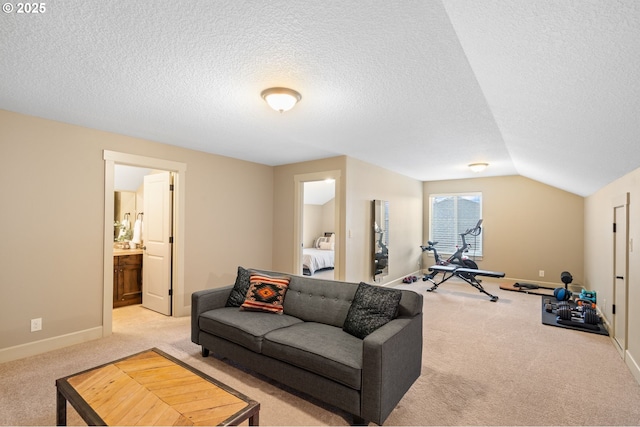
[283,276,359,327]
[342,282,403,339]
[245,268,423,328]
[398,288,423,318]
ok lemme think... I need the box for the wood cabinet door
[114,255,142,308]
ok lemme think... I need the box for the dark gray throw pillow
[225,266,253,307]
[343,282,402,339]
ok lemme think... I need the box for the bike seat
[428,241,438,246]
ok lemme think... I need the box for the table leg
[56,388,67,426]
[249,411,259,426]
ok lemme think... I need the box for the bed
[303,233,335,275]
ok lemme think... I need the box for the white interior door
[142,171,172,315]
[613,204,628,354]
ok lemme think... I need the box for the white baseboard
[384,270,423,287]
[0,326,103,364]
[601,321,640,387]
[625,350,640,386]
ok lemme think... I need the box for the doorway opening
[103,151,187,337]
[294,171,342,280]
[113,166,174,316]
[302,180,336,280]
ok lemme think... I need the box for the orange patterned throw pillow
[240,274,290,314]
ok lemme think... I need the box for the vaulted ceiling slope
[1,1,639,196]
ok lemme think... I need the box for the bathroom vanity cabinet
[113,253,142,308]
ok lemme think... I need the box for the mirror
[114,191,136,241]
[373,199,389,281]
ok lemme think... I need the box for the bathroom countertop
[113,248,143,256]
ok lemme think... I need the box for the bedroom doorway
[303,180,336,280]
[294,171,342,280]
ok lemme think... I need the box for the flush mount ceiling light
[261,87,302,113]
[469,162,489,173]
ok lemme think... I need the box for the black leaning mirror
[373,200,389,281]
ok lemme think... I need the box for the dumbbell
[554,287,572,301]
[544,298,556,313]
[577,299,596,310]
[557,304,573,321]
[583,307,599,325]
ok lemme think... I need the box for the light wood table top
[56,348,260,426]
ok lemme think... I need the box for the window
[429,192,483,257]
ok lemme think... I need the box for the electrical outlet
[30,318,42,332]
[539,270,545,277]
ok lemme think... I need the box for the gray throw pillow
[343,282,402,339]
[225,266,252,307]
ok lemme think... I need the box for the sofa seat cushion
[262,322,363,390]
[199,307,303,353]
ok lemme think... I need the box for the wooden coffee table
[55,348,260,426]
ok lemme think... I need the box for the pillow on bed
[314,236,328,248]
[319,241,334,250]
[240,273,290,314]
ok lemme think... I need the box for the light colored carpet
[1,279,640,426]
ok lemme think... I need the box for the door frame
[611,192,630,357]
[103,150,187,335]
[293,171,342,280]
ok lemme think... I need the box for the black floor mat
[541,296,609,336]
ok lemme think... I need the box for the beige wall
[323,198,335,233]
[273,156,423,284]
[303,204,324,248]
[273,157,347,276]
[0,110,273,357]
[302,199,335,248]
[424,175,584,285]
[584,166,640,381]
[345,157,423,284]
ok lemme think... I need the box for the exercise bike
[419,219,503,302]
[420,219,483,280]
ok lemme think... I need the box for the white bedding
[303,248,335,275]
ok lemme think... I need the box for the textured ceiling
[1,1,639,196]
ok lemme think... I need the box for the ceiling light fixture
[469,162,489,173]
[261,87,302,113]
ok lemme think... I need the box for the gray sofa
[191,268,423,425]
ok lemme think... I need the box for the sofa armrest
[361,313,423,425]
[191,285,233,344]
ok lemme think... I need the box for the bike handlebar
[461,219,483,236]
